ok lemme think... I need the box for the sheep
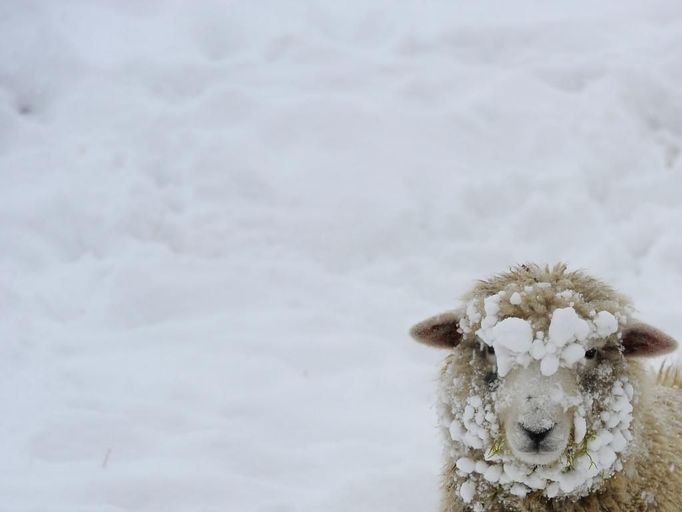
[410,263,681,512]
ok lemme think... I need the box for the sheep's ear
[409,311,462,349]
[622,321,678,357]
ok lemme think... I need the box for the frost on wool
[446,283,635,507]
[469,289,620,378]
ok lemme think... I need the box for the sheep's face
[410,265,678,504]
[495,364,577,466]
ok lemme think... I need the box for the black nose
[522,425,552,444]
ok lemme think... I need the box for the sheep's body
[411,264,682,512]
[440,361,682,511]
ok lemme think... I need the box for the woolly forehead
[458,285,628,375]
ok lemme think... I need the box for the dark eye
[487,345,495,355]
[585,348,597,360]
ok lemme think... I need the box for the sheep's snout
[520,423,554,445]
[497,365,577,465]
[506,406,571,465]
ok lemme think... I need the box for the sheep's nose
[521,425,553,445]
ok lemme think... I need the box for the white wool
[509,292,522,305]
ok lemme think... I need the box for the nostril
[521,424,553,444]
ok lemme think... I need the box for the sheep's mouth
[516,442,564,463]
[520,443,559,454]
[514,445,564,465]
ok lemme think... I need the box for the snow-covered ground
[2,1,682,510]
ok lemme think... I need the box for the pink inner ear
[622,322,678,357]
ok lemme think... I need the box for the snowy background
[2,1,682,510]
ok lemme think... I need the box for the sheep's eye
[585,348,597,359]
[486,345,495,355]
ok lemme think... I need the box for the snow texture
[2,1,682,511]
[445,364,635,504]
[548,308,591,347]
[472,296,616,377]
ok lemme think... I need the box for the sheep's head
[410,264,677,504]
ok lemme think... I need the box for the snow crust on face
[484,317,534,377]
[442,372,635,506]
[465,289,620,378]
[447,286,634,507]
[548,307,590,347]
[595,311,620,337]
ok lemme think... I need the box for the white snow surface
[2,1,682,510]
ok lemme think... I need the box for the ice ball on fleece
[491,317,533,353]
[598,446,617,468]
[540,354,560,376]
[459,481,476,503]
[483,464,503,483]
[562,343,586,365]
[530,339,546,360]
[549,307,590,346]
[456,457,475,473]
[594,311,618,337]
[574,414,587,444]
